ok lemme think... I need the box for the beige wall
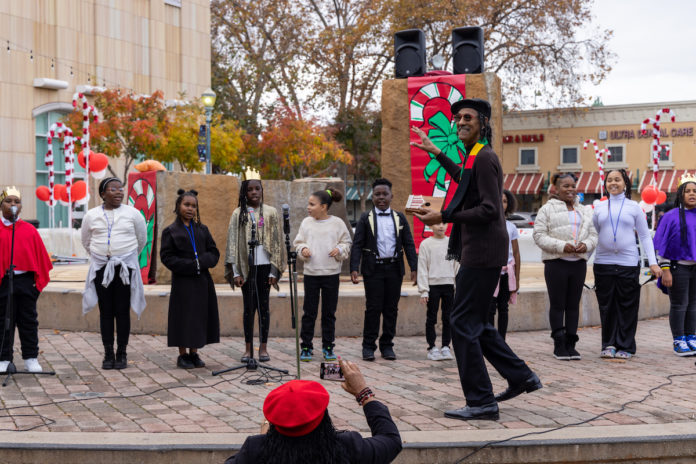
[501,101,696,204]
[0,0,211,219]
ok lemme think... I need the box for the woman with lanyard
[592,169,661,360]
[533,173,597,361]
[160,189,220,368]
[82,177,147,370]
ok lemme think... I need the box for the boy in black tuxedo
[350,178,418,361]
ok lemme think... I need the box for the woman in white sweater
[294,188,352,363]
[533,173,598,361]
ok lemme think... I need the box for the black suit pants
[451,266,531,406]
[594,263,640,353]
[0,273,40,362]
[362,262,402,351]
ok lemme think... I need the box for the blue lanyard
[184,222,201,274]
[101,206,114,255]
[608,197,626,244]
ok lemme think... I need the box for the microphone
[282,204,290,235]
[10,206,17,222]
[247,207,256,225]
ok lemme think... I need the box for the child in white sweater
[293,188,352,362]
[417,223,458,361]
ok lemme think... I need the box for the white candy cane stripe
[47,122,77,204]
[583,139,605,180]
[654,108,676,124]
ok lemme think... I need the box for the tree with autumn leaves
[63,89,247,180]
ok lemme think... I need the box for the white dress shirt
[81,204,147,257]
[375,208,396,259]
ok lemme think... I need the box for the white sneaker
[440,346,454,360]
[0,361,9,372]
[24,358,42,373]
[427,346,443,361]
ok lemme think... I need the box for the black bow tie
[377,212,391,216]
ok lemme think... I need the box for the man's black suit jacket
[350,209,418,277]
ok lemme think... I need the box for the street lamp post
[201,88,217,174]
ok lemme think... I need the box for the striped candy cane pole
[640,109,676,185]
[72,93,100,200]
[583,139,606,181]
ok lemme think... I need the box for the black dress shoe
[495,372,543,402]
[445,403,499,421]
[177,354,195,369]
[362,348,375,361]
[380,347,396,360]
[189,353,205,368]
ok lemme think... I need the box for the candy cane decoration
[583,139,606,182]
[72,93,100,197]
[640,108,676,185]
[46,122,77,228]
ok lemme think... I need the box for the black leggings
[242,265,271,344]
[301,274,340,350]
[543,259,587,336]
[95,266,131,348]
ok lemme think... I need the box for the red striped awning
[577,170,633,195]
[503,173,543,195]
[639,170,693,193]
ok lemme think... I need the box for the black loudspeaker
[452,26,484,74]
[394,29,426,78]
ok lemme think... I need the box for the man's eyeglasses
[452,113,475,123]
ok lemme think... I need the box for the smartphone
[320,362,344,381]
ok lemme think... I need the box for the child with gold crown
[654,173,696,356]
[0,186,53,373]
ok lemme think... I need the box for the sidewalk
[0,317,694,435]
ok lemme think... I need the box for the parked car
[508,212,536,228]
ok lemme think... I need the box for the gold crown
[243,167,262,181]
[0,186,21,201]
[678,172,696,187]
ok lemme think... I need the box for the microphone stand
[1,212,55,386]
[213,209,288,379]
[282,208,302,379]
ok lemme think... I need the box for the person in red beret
[225,359,402,464]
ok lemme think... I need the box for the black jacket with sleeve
[224,400,402,464]
[350,209,417,277]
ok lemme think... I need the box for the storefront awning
[503,173,543,195]
[638,169,693,193]
[345,186,372,201]
[576,170,633,195]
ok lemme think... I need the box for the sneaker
[686,335,696,352]
[440,346,454,360]
[0,361,9,372]
[24,358,42,373]
[427,347,443,361]
[673,337,693,357]
[300,348,313,362]
[600,346,616,359]
[615,350,632,360]
[322,347,337,361]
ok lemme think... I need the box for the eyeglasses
[452,113,475,123]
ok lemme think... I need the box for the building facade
[500,101,696,212]
[0,0,211,226]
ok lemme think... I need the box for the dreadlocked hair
[603,169,632,198]
[674,181,696,248]
[313,188,343,210]
[238,179,264,228]
[174,188,200,224]
[478,112,493,146]
[257,412,350,464]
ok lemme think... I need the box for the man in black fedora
[411,98,542,421]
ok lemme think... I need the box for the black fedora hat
[450,98,491,119]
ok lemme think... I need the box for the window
[517,147,538,172]
[35,110,86,228]
[658,143,671,162]
[605,145,627,167]
[165,0,182,7]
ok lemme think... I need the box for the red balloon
[89,153,109,172]
[656,190,667,205]
[77,150,97,169]
[35,186,50,202]
[600,196,608,202]
[641,186,658,204]
[71,180,87,201]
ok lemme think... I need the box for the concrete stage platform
[39,263,670,337]
[0,319,695,463]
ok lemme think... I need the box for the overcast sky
[582,0,696,105]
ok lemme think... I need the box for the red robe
[0,220,53,292]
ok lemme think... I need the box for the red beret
[263,380,330,437]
